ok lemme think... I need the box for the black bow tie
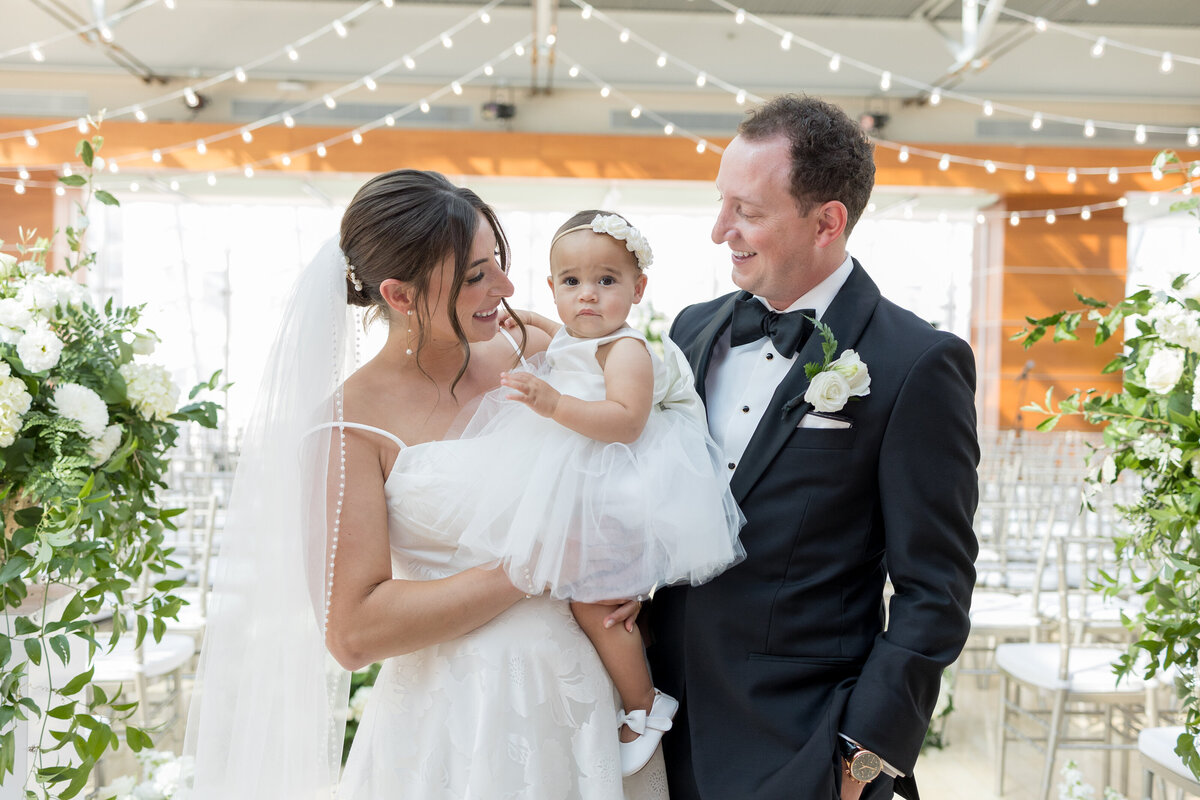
[729,296,816,358]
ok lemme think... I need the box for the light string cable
[1,0,506,176]
[997,6,1200,70]
[0,35,533,193]
[695,0,1199,142]
[569,0,1200,177]
[0,0,503,148]
[0,0,167,62]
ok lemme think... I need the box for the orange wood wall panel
[0,185,55,259]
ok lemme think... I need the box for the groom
[646,95,979,799]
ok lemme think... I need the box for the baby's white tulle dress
[413,325,744,603]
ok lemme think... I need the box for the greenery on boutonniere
[802,319,871,414]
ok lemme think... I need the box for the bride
[182,170,668,798]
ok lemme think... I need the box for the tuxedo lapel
[729,262,882,502]
[684,293,742,403]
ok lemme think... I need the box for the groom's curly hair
[738,94,876,235]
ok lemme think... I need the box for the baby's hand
[501,371,561,418]
[500,309,562,336]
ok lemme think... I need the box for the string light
[1160,52,1173,73]
[1135,124,1147,144]
[780,32,792,50]
[184,87,199,107]
[281,154,292,166]
[696,72,707,87]
[76,118,88,134]
[1010,212,1020,226]
[1067,167,1077,184]
[879,71,891,91]
[169,180,180,191]
[696,140,708,154]
[1031,112,1043,131]
[656,53,667,67]
[316,144,327,157]
[283,113,295,128]
[384,114,395,126]
[241,129,254,143]
[451,81,463,95]
[828,54,840,72]
[483,64,493,76]
[324,94,337,109]
[151,150,162,163]
[938,154,950,171]
[619,29,631,43]
[982,100,994,116]
[568,65,580,77]
[1045,211,1056,224]
[286,46,300,61]
[30,44,44,63]
[55,185,64,196]
[1084,120,1096,138]
[333,20,349,38]
[985,160,997,174]
[23,131,37,148]
[1034,16,1047,32]
[1081,206,1091,220]
[441,35,453,48]
[352,132,363,145]
[61,164,72,177]
[1091,37,1106,58]
[630,105,642,118]
[1189,128,1199,147]
[206,173,217,186]
[898,146,909,163]
[17,167,29,181]
[734,8,745,24]
[404,56,416,69]
[419,99,430,113]
[134,107,148,122]
[600,85,611,97]
[581,4,592,19]
[1025,165,1036,181]
[235,67,247,83]
[929,89,941,106]
[736,89,746,104]
[664,123,674,135]
[1108,167,1119,183]
[514,42,525,56]
[14,182,25,195]
[243,166,254,178]
[480,10,490,23]
[130,181,140,192]
[196,139,207,154]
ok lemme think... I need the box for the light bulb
[77,118,88,134]
[1160,52,1173,73]
[631,106,642,118]
[242,129,253,143]
[1081,206,1092,220]
[287,46,299,61]
[55,185,65,196]
[1091,37,1106,58]
[828,54,840,72]
[1067,167,1077,184]
[1188,128,1199,147]
[441,35,452,49]
[385,115,395,126]
[664,123,674,135]
[1031,112,1043,131]
[581,5,592,19]
[929,89,941,106]
[484,63,494,76]
[62,164,72,177]
[14,181,25,195]
[898,146,909,163]
[938,154,950,171]
[880,71,891,91]
[983,100,993,116]
[151,150,162,163]
[108,161,119,174]
[207,172,217,186]
[976,214,986,224]
[17,167,29,180]
[364,76,377,90]
[169,180,180,191]
[1084,120,1096,138]
[735,8,745,24]
[656,53,667,68]
[30,44,44,62]
[696,140,707,154]
[382,0,393,6]
[324,95,337,109]
[184,87,199,107]
[1025,165,1036,181]
[334,20,348,38]
[545,34,555,45]
[696,73,707,87]
[316,144,327,157]
[1010,212,1020,226]
[780,33,792,50]
[600,85,611,98]
[164,0,175,9]
[1118,197,1128,207]
[134,107,147,122]
[1135,124,1147,144]
[419,100,430,113]
[480,11,490,23]
[24,131,38,148]
[281,154,292,166]
[568,65,580,77]
[283,114,295,128]
[235,67,247,83]
[619,29,630,43]
[985,160,996,174]
[1108,167,1119,183]
[99,26,114,42]
[243,166,254,178]
[352,132,363,145]
[514,43,525,56]
[451,81,462,95]
[404,56,415,70]
[1045,211,1056,224]
[1034,16,1047,31]
[196,139,207,154]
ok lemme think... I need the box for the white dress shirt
[704,254,854,476]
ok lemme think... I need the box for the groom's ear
[378,278,414,315]
[813,201,848,247]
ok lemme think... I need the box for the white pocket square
[797,413,852,430]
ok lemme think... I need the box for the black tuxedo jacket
[647,261,979,800]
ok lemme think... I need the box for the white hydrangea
[88,424,122,465]
[16,324,63,373]
[120,362,179,421]
[51,383,108,440]
[1147,303,1200,352]
[0,362,33,448]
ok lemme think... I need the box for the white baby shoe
[618,689,679,777]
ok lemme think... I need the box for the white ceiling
[1,0,1197,150]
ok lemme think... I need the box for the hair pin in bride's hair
[344,252,364,292]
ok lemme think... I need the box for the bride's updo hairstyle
[339,169,524,393]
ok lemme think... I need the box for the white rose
[88,424,122,465]
[0,297,33,331]
[829,350,871,397]
[51,382,108,440]
[130,333,157,356]
[1148,304,1200,351]
[1145,348,1186,393]
[16,324,63,372]
[804,370,851,413]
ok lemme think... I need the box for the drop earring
[405,310,414,356]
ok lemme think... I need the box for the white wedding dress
[336,422,670,800]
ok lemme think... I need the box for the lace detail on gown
[335,428,668,800]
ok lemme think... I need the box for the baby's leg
[571,600,655,743]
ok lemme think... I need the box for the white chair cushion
[995,642,1153,693]
[90,633,194,682]
[1139,726,1200,785]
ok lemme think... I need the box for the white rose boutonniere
[801,319,871,414]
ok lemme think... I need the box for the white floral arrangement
[98,750,194,800]
[1058,759,1127,800]
[590,214,654,270]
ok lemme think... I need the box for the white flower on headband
[590,214,654,269]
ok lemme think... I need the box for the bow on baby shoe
[618,707,674,736]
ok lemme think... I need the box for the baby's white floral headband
[550,213,654,270]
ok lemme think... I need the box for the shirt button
[765,353,774,360]
[742,405,750,413]
[727,462,736,470]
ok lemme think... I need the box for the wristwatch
[838,738,883,783]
